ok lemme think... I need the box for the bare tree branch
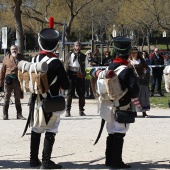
[75,0,93,15]
[44,0,65,26]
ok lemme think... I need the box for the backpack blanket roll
[96,71,110,100]
[95,65,128,121]
[104,76,127,101]
[104,65,128,101]
[96,65,127,101]
[18,60,49,94]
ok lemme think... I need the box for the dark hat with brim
[130,46,138,53]
[38,28,60,52]
[113,36,132,56]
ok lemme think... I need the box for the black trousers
[85,79,93,96]
[151,71,163,93]
[67,74,85,111]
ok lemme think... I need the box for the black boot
[65,110,71,117]
[79,110,86,116]
[3,102,9,120]
[3,113,8,120]
[40,132,62,169]
[142,112,148,118]
[79,97,86,116]
[16,103,26,120]
[110,133,131,169]
[30,131,41,167]
[65,96,72,117]
[17,113,26,120]
[105,135,112,166]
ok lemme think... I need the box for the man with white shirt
[150,48,164,96]
[64,41,88,117]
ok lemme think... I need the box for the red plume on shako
[49,16,54,28]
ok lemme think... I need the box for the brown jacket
[0,53,26,87]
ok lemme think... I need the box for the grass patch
[150,93,170,109]
[148,76,170,109]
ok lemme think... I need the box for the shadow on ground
[0,158,170,169]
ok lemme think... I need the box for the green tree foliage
[1,0,170,51]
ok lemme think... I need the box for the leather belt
[69,66,79,72]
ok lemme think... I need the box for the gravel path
[0,96,170,170]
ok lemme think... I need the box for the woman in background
[129,47,150,118]
[142,50,151,89]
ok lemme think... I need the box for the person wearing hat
[129,47,150,118]
[102,50,112,66]
[0,45,26,120]
[103,36,139,169]
[85,50,95,99]
[29,18,70,169]
[64,41,88,117]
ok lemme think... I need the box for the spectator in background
[64,41,88,117]
[93,49,101,66]
[102,51,112,66]
[142,50,151,88]
[85,50,95,99]
[150,48,164,97]
[0,45,26,120]
[164,54,170,66]
[129,47,150,118]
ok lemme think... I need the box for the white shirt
[69,52,88,69]
[130,58,141,65]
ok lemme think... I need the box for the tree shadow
[130,159,170,169]
[0,158,169,169]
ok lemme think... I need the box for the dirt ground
[0,96,170,170]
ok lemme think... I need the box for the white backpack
[96,65,128,122]
[18,55,57,96]
[96,65,127,101]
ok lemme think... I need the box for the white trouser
[106,104,130,134]
[32,117,60,133]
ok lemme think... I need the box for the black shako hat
[112,36,132,57]
[38,28,60,52]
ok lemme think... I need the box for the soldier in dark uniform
[64,41,88,117]
[105,37,139,169]
[29,19,70,169]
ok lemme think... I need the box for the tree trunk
[13,0,24,55]
[146,30,151,54]
[141,35,145,51]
